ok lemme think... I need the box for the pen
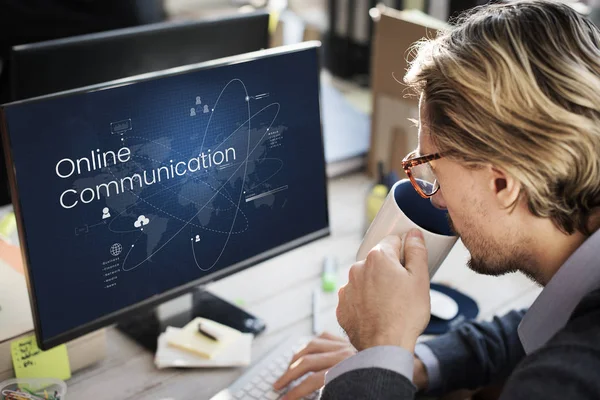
[312,287,321,335]
[197,323,220,341]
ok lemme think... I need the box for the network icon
[110,243,123,256]
[134,215,150,228]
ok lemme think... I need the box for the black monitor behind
[9,11,270,101]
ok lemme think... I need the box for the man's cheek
[446,211,460,236]
[335,300,346,327]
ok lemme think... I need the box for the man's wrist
[325,345,416,386]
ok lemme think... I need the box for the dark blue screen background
[2,48,328,344]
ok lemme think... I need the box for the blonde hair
[405,0,600,235]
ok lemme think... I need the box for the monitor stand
[116,287,266,352]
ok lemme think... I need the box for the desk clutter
[0,378,66,400]
[155,318,253,369]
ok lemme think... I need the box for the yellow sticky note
[11,335,71,380]
[0,212,16,238]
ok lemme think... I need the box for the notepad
[11,335,71,380]
[155,326,252,369]
[166,317,242,359]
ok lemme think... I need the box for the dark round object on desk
[424,283,479,335]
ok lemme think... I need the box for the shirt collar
[518,228,600,354]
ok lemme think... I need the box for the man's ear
[489,166,521,208]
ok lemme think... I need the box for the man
[273,1,600,398]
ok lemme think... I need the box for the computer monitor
[0,10,269,207]
[9,11,270,101]
[0,42,329,350]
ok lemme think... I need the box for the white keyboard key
[273,369,284,378]
[257,381,271,392]
[249,388,263,398]
[265,391,280,400]
[272,369,284,378]
[243,383,253,392]
[234,391,246,399]
[264,373,277,384]
[251,376,261,385]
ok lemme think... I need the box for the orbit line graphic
[99,78,282,273]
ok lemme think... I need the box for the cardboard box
[368,7,448,176]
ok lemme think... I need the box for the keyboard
[210,336,320,400]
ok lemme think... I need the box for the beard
[446,214,541,283]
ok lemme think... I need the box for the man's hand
[336,229,431,352]
[273,332,356,400]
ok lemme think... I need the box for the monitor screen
[1,43,329,349]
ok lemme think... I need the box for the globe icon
[110,243,123,257]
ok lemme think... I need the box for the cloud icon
[134,215,150,228]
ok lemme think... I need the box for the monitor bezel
[11,10,269,53]
[0,41,330,350]
[8,10,270,101]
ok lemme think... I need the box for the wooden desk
[67,173,540,399]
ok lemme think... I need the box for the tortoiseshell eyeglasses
[401,150,443,198]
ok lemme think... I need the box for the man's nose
[430,190,447,210]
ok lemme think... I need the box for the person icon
[196,96,202,105]
[102,207,111,219]
[195,235,201,242]
[203,105,209,114]
[190,108,196,117]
